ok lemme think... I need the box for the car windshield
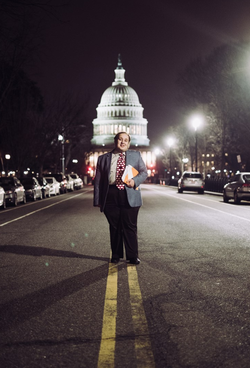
[243,175,250,183]
[183,173,202,179]
[46,178,53,183]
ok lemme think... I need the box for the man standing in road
[94,132,148,264]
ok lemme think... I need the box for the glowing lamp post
[191,115,203,172]
[58,134,65,175]
[153,148,161,182]
[182,157,189,172]
[154,148,161,156]
[5,154,10,175]
[167,137,174,179]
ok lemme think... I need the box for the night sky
[32,0,250,146]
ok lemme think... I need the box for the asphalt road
[0,184,250,368]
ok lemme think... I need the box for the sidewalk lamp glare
[190,114,203,172]
[166,137,175,179]
[5,154,11,175]
[58,134,65,175]
[154,148,161,156]
[167,137,174,148]
[182,157,189,172]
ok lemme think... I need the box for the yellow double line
[98,262,155,368]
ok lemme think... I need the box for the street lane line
[98,262,118,368]
[150,187,250,223]
[127,265,155,368]
[0,193,84,227]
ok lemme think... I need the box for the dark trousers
[104,185,140,260]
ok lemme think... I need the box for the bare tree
[32,93,91,175]
[177,41,250,174]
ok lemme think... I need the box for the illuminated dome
[91,55,149,147]
[100,86,141,106]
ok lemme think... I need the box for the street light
[5,154,10,175]
[182,157,189,172]
[153,148,162,182]
[154,148,161,156]
[167,137,174,179]
[191,115,203,172]
[58,134,65,175]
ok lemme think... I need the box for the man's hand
[126,179,135,188]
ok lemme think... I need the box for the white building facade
[88,56,155,175]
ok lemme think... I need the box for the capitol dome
[100,85,141,107]
[91,55,149,147]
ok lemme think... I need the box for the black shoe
[111,258,120,264]
[129,258,140,265]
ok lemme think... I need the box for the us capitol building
[87,55,156,176]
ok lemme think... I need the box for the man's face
[115,133,130,152]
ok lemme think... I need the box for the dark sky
[33,0,250,145]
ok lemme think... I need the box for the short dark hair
[114,131,131,143]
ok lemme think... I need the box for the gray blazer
[94,150,148,212]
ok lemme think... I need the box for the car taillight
[242,183,250,187]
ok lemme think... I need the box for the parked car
[178,171,205,194]
[223,172,250,204]
[70,173,83,189]
[65,174,74,192]
[0,186,6,209]
[44,177,60,196]
[0,176,26,206]
[45,173,67,194]
[37,177,50,198]
[21,177,43,201]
